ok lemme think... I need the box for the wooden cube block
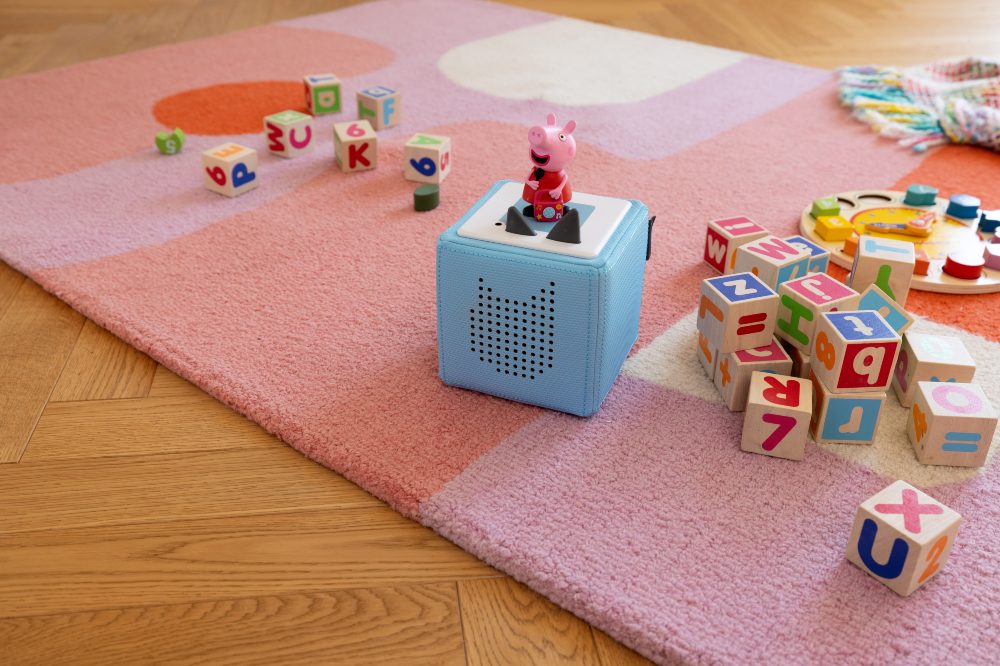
[333,121,377,172]
[356,85,400,130]
[776,273,860,352]
[784,235,830,273]
[908,381,997,467]
[304,74,341,115]
[815,215,854,242]
[404,133,452,184]
[703,216,769,274]
[782,339,812,379]
[857,284,913,335]
[741,372,812,460]
[715,338,792,411]
[697,273,779,353]
[812,310,901,393]
[892,333,976,407]
[697,331,717,379]
[264,110,315,158]
[845,480,960,596]
[202,143,258,197]
[733,235,810,289]
[809,370,885,444]
[848,235,915,306]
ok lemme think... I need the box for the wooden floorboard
[48,320,156,402]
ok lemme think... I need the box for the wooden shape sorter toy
[848,235,915,306]
[304,74,341,115]
[892,333,977,408]
[846,480,961,596]
[809,370,885,445]
[357,86,401,130]
[404,134,452,184]
[741,372,811,460]
[264,110,315,158]
[715,338,792,411]
[703,216,768,274]
[811,310,900,394]
[776,273,860,353]
[202,143,257,197]
[698,272,778,353]
[733,235,810,289]
[333,121,377,173]
[908,381,998,467]
[856,284,913,336]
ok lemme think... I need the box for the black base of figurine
[505,206,581,244]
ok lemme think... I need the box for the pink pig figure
[522,113,577,222]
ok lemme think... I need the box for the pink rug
[3,1,1000,662]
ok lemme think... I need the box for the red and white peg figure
[741,372,812,460]
[522,114,576,223]
[264,110,315,158]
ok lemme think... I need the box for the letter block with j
[404,133,451,185]
[698,273,778,353]
[776,273,859,353]
[846,480,960,596]
[849,235,915,306]
[741,372,811,460]
[811,310,900,393]
[333,121,377,173]
[702,216,768,274]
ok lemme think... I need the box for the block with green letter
[404,133,451,184]
[776,273,859,352]
[304,74,342,115]
[848,235,915,306]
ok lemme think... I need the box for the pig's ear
[546,113,557,126]
[563,120,577,135]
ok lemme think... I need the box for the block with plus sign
[846,480,961,596]
[702,216,769,274]
[892,333,976,407]
[808,370,885,444]
[740,372,812,460]
[811,310,900,393]
[697,272,778,354]
[733,235,810,289]
[848,235,915,306]
[715,338,792,411]
[908,381,997,467]
[776,273,859,353]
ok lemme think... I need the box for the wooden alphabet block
[782,340,812,379]
[264,110,315,158]
[715,338,792,411]
[733,235,810,289]
[404,133,451,184]
[697,273,778,353]
[356,85,401,130]
[304,74,341,115]
[846,480,960,596]
[857,284,913,335]
[812,310,900,393]
[703,216,769,274]
[333,121,377,172]
[697,331,717,379]
[776,273,860,352]
[892,333,976,407]
[908,381,997,467]
[809,370,885,444]
[202,143,257,197]
[741,372,812,460]
[848,235,915,306]
[784,235,830,273]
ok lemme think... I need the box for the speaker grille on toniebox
[470,277,555,380]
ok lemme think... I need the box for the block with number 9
[811,310,900,393]
[404,133,451,184]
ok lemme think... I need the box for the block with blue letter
[809,370,885,444]
[357,85,400,130]
[784,235,830,273]
[908,381,997,467]
[436,181,650,416]
[405,133,451,185]
[698,272,778,353]
[846,480,960,596]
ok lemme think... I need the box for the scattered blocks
[715,339,792,411]
[154,127,185,155]
[698,272,778,353]
[304,74,342,115]
[414,184,440,212]
[943,251,985,280]
[810,196,840,219]
[815,215,853,242]
[357,86,401,130]
[909,381,997,467]
[741,372,812,460]
[333,120,377,172]
[202,143,258,197]
[809,370,885,444]
[733,235,810,289]
[857,284,913,335]
[776,273,860,353]
[404,133,452,184]
[903,184,938,207]
[845,480,960,596]
[697,331,718,378]
[703,216,769,274]
[946,193,981,221]
[892,333,976,408]
[848,235,915,306]
[812,310,900,394]
[784,235,830,273]
[264,110,315,158]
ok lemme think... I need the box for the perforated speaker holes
[471,278,555,380]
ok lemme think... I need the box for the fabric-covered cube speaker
[436,180,650,416]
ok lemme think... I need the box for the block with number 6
[811,310,900,393]
[404,134,451,184]
[333,121,377,173]
[202,143,258,197]
[741,372,812,460]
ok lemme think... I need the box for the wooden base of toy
[799,190,1000,294]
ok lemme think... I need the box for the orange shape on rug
[154,81,308,136]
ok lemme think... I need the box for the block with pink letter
[733,235,810,289]
[776,273,859,352]
[697,272,778,353]
[715,339,792,411]
[741,372,811,460]
[908,381,997,467]
[892,333,976,407]
[703,216,768,274]
[404,133,451,184]
[264,110,315,158]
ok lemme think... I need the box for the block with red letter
[845,480,960,596]
[356,86,401,130]
[697,331,717,379]
[333,120,377,173]
[715,339,792,411]
[703,216,769,274]
[811,310,900,393]
[776,273,859,352]
[848,236,915,306]
[908,381,997,467]
[202,143,257,197]
[733,235,810,289]
[697,273,778,353]
[893,333,976,407]
[304,74,341,115]
[809,371,885,444]
[741,372,812,460]
[404,133,452,184]
[264,110,315,158]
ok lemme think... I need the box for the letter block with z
[849,235,915,306]
[356,86,401,130]
[703,216,768,274]
[333,121,377,173]
[846,480,960,596]
[202,143,257,197]
[404,134,451,184]
[811,310,900,393]
[264,110,315,158]
[893,333,976,408]
[908,381,997,467]
[741,372,812,460]
[698,273,778,353]
[715,339,792,412]
[733,234,810,289]
[776,273,859,352]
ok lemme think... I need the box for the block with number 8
[404,134,451,184]
[741,372,812,460]
[811,310,900,393]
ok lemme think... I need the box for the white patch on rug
[437,18,745,106]
[625,310,1000,488]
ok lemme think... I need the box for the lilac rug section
[420,376,1000,665]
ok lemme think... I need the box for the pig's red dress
[522,168,572,222]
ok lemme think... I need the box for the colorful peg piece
[946,194,981,220]
[815,215,853,242]
[155,128,186,155]
[903,184,938,206]
[979,209,1000,233]
[984,244,1000,271]
[414,184,440,212]
[914,248,931,276]
[811,197,840,219]
[943,251,986,280]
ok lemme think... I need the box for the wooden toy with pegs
[333,121,377,173]
[908,381,997,467]
[698,272,778,353]
[264,110,315,158]
[202,143,257,197]
[741,372,812,460]
[357,86,401,130]
[893,333,977,407]
[404,134,452,184]
[715,338,792,412]
[703,216,769,274]
[304,74,342,115]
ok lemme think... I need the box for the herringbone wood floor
[2,1,998,664]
